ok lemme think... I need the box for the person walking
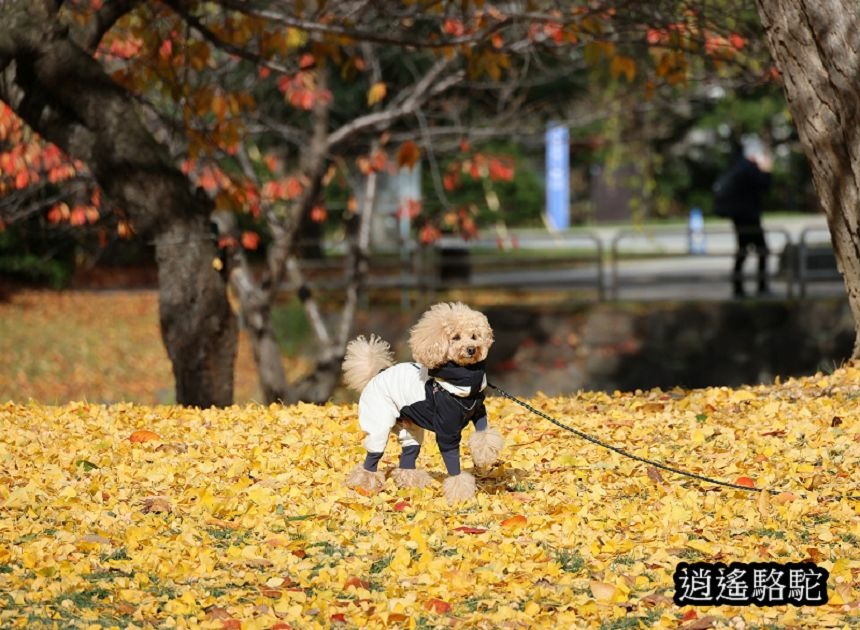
[713,142,773,298]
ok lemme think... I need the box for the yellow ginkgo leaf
[367,82,387,106]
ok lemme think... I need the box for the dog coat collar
[429,361,487,398]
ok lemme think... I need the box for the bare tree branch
[336,157,376,349]
[327,57,463,149]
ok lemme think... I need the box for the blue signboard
[546,124,570,230]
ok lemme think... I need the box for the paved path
[449,216,846,301]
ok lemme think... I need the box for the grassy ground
[0,290,313,405]
[0,367,859,628]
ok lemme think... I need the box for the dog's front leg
[442,471,476,504]
[469,416,504,472]
[439,447,476,504]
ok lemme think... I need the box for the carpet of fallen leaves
[2,367,860,629]
[0,290,307,405]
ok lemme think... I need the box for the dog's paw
[442,472,476,505]
[345,465,386,493]
[469,427,504,470]
[391,468,434,489]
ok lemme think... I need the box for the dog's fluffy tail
[342,334,394,392]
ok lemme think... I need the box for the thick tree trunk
[0,2,237,405]
[755,0,860,357]
[155,215,237,407]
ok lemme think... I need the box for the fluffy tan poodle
[342,302,504,504]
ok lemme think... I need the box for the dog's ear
[409,306,450,368]
[477,313,494,346]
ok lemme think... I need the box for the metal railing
[608,226,794,300]
[419,233,605,299]
[797,227,841,298]
[283,224,840,302]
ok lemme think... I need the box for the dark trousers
[732,221,769,295]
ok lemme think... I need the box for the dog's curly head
[409,302,493,369]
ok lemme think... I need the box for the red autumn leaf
[729,33,746,50]
[370,149,387,172]
[735,476,756,488]
[443,18,466,37]
[330,614,346,623]
[393,500,410,512]
[271,625,293,630]
[14,170,29,189]
[129,429,161,443]
[309,205,327,223]
[221,619,241,630]
[488,157,514,181]
[284,177,303,199]
[424,598,452,614]
[543,21,563,43]
[418,223,441,245]
[646,28,664,45]
[264,154,279,173]
[344,576,370,590]
[396,140,421,170]
[299,53,315,69]
[682,609,697,621]
[70,207,88,226]
[394,199,421,220]
[47,205,63,224]
[453,526,487,534]
[294,89,316,110]
[387,613,409,623]
[218,235,238,249]
[241,231,260,250]
[258,66,271,79]
[159,39,173,60]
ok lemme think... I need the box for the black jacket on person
[715,156,772,225]
[398,361,487,456]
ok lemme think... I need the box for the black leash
[488,382,859,501]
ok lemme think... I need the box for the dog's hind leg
[391,423,433,488]
[346,464,386,493]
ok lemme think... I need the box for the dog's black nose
[466,346,476,357]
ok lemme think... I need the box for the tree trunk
[0,2,237,405]
[755,0,860,356]
[155,215,237,407]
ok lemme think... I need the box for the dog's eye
[452,334,461,341]
[471,334,476,340]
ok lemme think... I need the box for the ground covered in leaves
[2,368,860,628]
[0,290,307,405]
